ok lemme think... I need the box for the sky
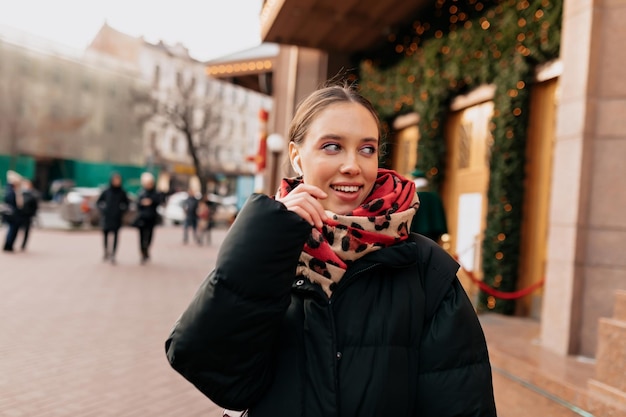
[0,0,265,61]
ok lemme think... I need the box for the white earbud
[292,157,303,176]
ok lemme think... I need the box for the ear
[288,142,303,176]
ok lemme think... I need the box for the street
[1,224,227,417]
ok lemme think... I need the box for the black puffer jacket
[135,187,162,227]
[165,194,496,417]
[97,185,129,231]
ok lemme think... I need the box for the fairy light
[493,275,503,288]
[356,0,561,314]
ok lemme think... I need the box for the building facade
[0,26,146,195]
[88,24,273,198]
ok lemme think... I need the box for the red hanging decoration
[246,108,269,173]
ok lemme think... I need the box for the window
[51,68,62,84]
[105,117,114,133]
[20,58,31,75]
[149,131,157,151]
[176,71,182,88]
[153,65,161,88]
[50,103,62,119]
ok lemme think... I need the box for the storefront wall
[541,0,626,357]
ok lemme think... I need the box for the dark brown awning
[260,0,430,53]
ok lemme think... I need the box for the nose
[340,153,361,176]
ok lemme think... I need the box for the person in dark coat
[134,172,162,264]
[165,84,497,417]
[182,189,200,244]
[17,179,40,251]
[3,171,23,253]
[409,168,448,243]
[195,196,215,246]
[96,172,129,264]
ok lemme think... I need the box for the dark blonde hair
[288,82,381,146]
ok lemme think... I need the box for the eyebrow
[317,134,379,143]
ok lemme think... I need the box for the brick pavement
[2,222,587,416]
[0,225,228,417]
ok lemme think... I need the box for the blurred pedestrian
[3,171,24,253]
[409,169,448,243]
[182,189,200,245]
[17,179,40,251]
[96,172,129,264]
[195,197,214,246]
[165,83,496,416]
[133,172,163,264]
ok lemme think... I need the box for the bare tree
[132,77,222,196]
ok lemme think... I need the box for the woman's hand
[276,184,327,228]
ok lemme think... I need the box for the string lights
[358,0,562,313]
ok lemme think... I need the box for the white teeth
[332,185,360,193]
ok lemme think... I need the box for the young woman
[165,83,497,416]
[96,172,129,264]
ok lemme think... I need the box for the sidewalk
[3,223,614,416]
[1,225,228,417]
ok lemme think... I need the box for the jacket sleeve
[97,190,106,211]
[121,191,129,212]
[165,194,312,410]
[418,248,496,417]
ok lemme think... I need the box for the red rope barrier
[453,255,545,300]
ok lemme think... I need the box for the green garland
[357,0,562,313]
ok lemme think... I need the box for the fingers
[277,184,327,228]
[295,184,327,200]
[289,197,326,228]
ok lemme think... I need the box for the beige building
[88,24,273,193]
[0,25,145,193]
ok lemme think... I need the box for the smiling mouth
[331,185,362,193]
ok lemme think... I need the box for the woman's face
[289,102,379,215]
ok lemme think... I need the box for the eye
[322,143,341,153]
[360,145,378,155]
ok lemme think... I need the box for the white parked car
[163,191,188,225]
[60,187,102,227]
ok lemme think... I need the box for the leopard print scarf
[279,169,420,298]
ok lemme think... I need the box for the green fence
[1,155,156,196]
[0,155,35,183]
[68,160,157,194]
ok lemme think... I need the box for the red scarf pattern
[279,169,420,297]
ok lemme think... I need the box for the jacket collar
[351,236,419,270]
